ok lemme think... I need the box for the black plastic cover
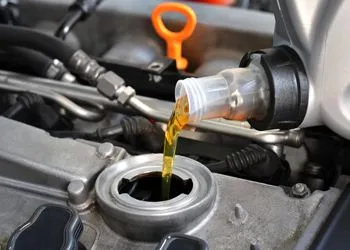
[156,233,209,250]
[240,46,309,130]
[309,184,350,250]
[7,204,83,250]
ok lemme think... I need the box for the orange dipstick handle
[152,2,197,70]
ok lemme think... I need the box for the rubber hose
[55,10,83,40]
[0,24,78,64]
[2,92,43,118]
[4,47,53,77]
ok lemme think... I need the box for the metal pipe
[128,97,303,147]
[55,10,83,40]
[0,82,104,121]
[0,70,303,146]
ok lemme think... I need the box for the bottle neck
[175,66,270,123]
[220,66,270,121]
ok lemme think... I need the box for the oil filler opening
[118,171,193,201]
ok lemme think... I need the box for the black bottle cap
[240,46,309,130]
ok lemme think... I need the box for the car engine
[0,0,349,249]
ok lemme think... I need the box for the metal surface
[0,78,104,121]
[0,70,303,146]
[96,154,216,242]
[0,117,127,195]
[0,119,340,248]
[273,0,350,139]
[0,160,340,249]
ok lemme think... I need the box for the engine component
[208,144,285,177]
[273,0,350,139]
[0,117,127,197]
[7,204,83,250]
[2,92,43,119]
[0,82,104,121]
[0,0,19,25]
[0,24,125,97]
[95,154,216,242]
[151,2,197,70]
[55,0,103,40]
[51,116,164,152]
[309,184,350,250]
[0,1,348,249]
[0,116,341,249]
[0,24,77,65]
[0,70,304,146]
[291,183,310,198]
[120,116,164,152]
[0,47,74,81]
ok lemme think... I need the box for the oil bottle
[162,66,270,200]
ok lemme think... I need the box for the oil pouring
[162,96,189,200]
[162,68,269,199]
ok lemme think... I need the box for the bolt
[67,180,88,204]
[97,142,115,159]
[291,183,310,198]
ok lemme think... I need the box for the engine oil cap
[156,233,209,250]
[7,204,83,250]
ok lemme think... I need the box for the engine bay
[0,0,349,249]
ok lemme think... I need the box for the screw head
[291,183,310,198]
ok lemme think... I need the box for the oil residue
[162,96,189,200]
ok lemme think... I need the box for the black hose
[206,144,281,178]
[2,92,43,118]
[55,0,103,40]
[0,24,78,64]
[2,47,52,77]
[55,10,83,40]
[50,116,164,152]
[0,0,20,25]
[1,46,70,79]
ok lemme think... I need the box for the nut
[291,183,310,198]
[97,71,125,99]
[117,86,136,104]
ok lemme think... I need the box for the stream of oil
[162,96,189,200]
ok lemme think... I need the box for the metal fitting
[291,183,310,198]
[116,86,136,104]
[96,71,125,99]
[68,50,106,85]
[45,59,64,80]
[46,59,76,82]
[95,154,216,242]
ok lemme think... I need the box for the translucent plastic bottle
[175,65,270,123]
